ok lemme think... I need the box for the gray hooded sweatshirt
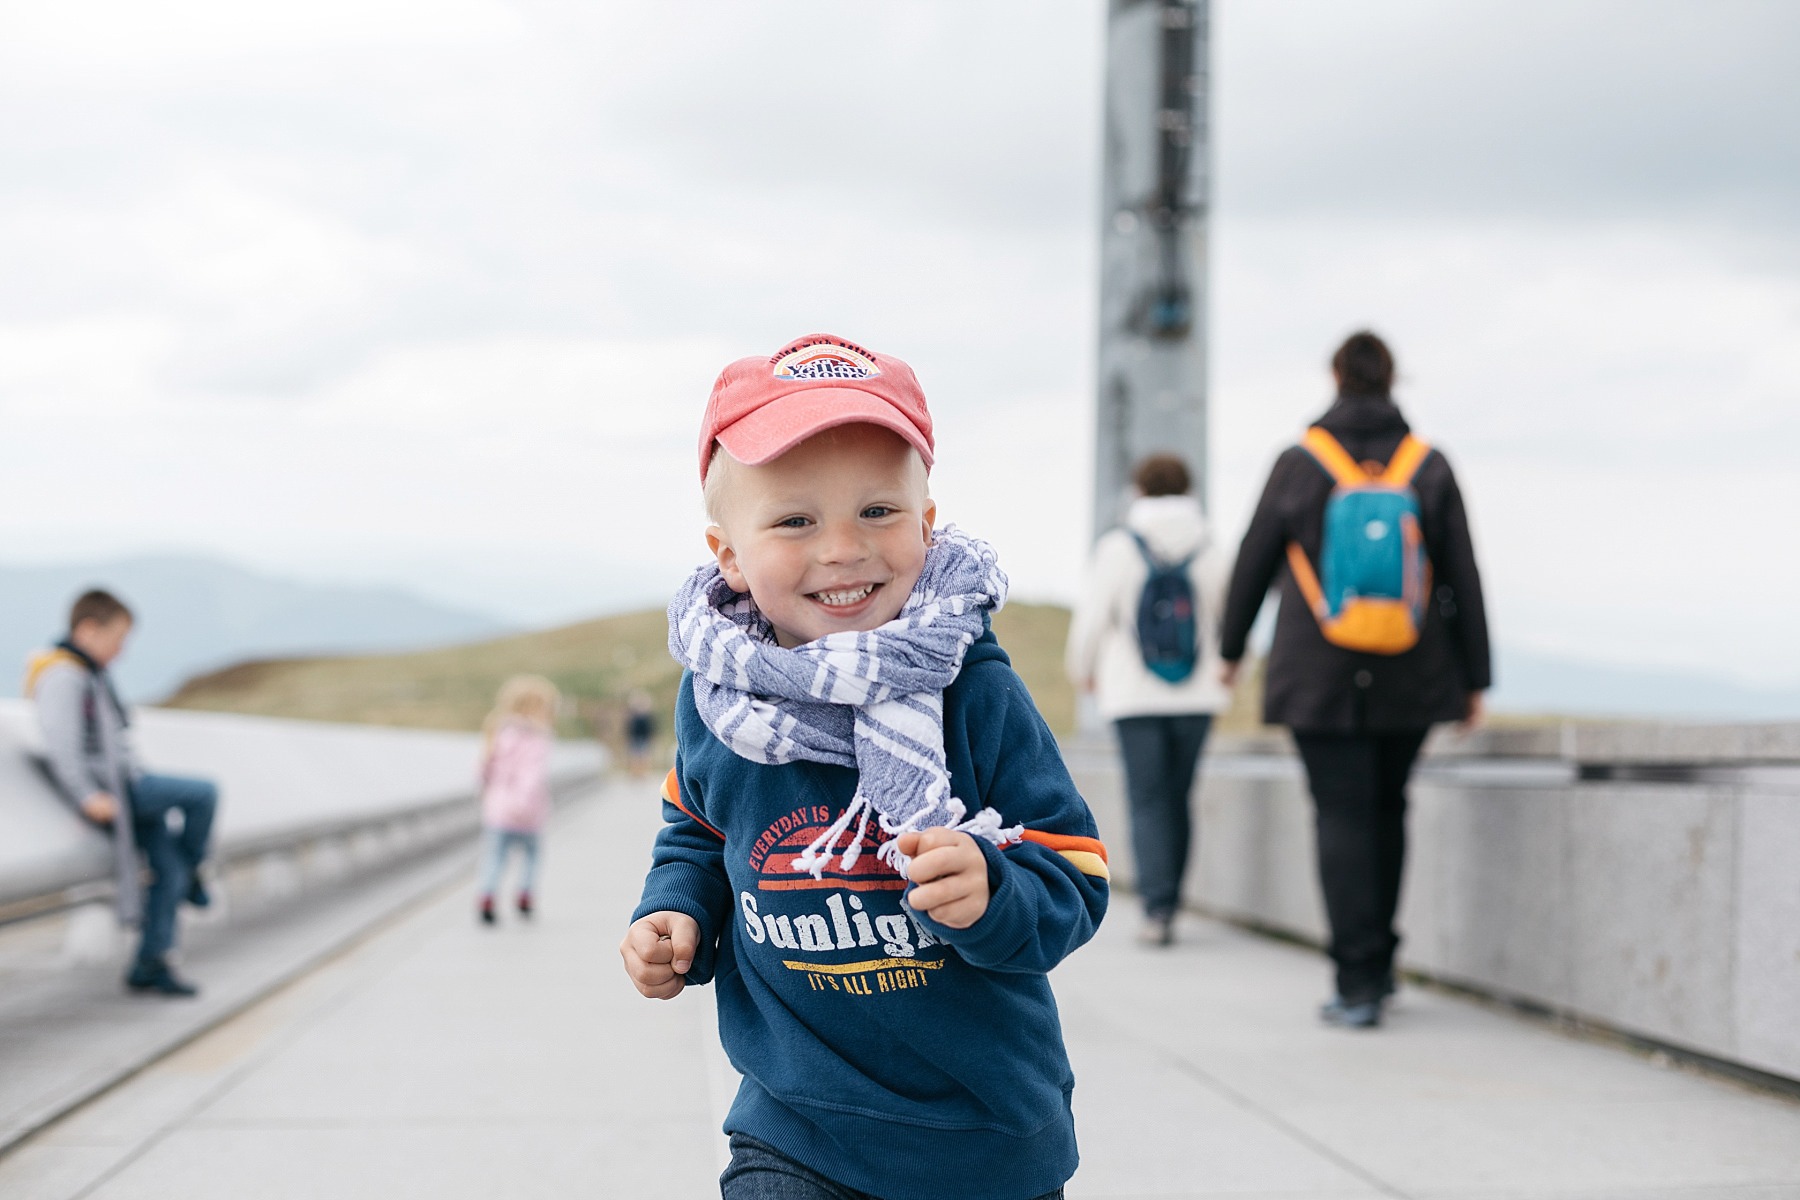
[27,648,144,924]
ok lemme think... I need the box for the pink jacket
[480,720,553,833]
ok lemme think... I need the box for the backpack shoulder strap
[1381,434,1433,487]
[1128,531,1199,573]
[1300,427,1369,486]
[1127,530,1159,568]
[1285,543,1328,618]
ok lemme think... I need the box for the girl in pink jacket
[476,675,559,925]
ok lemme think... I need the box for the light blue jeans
[476,829,540,899]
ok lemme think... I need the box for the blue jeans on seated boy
[128,773,218,969]
[720,1135,1065,1200]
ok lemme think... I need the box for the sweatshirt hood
[963,621,1009,671]
[1315,394,1410,439]
[1124,494,1210,561]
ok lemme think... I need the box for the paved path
[3,776,1797,1200]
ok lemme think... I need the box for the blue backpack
[1285,427,1433,655]
[1129,532,1200,683]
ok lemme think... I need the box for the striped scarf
[667,525,1022,880]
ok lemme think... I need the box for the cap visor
[714,387,933,470]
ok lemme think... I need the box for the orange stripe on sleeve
[1016,829,1109,864]
[661,767,724,840]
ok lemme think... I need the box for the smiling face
[706,423,936,648]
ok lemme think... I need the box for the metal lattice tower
[1093,0,1211,539]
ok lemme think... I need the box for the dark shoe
[126,960,200,997]
[1319,995,1383,1029]
[516,892,533,918]
[479,897,496,926]
[186,872,212,909]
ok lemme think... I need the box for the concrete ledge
[1068,728,1800,1085]
[1204,718,1800,766]
[0,699,604,926]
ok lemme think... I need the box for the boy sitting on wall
[25,589,219,996]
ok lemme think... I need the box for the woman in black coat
[1218,331,1490,1028]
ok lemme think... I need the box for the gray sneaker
[1319,995,1383,1028]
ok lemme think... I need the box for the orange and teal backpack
[1285,427,1433,656]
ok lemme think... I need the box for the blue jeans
[719,1134,1064,1200]
[128,773,218,968]
[477,829,540,898]
[1113,714,1212,919]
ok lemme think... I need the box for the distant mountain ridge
[9,553,1792,725]
[1,556,510,702]
[1489,647,1800,722]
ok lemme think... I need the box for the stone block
[1733,789,1800,1079]
[1565,784,1738,1054]
[1405,783,1571,1006]
[1195,764,1324,941]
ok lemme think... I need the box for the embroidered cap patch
[771,339,881,381]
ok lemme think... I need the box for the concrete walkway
[3,776,1797,1200]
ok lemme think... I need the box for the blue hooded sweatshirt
[634,627,1110,1200]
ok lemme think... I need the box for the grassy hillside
[162,602,1090,745]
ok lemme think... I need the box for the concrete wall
[1067,723,1800,1084]
[0,699,605,920]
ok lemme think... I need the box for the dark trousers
[1114,714,1212,919]
[1292,729,1428,1003]
[720,1134,1063,1200]
[128,773,218,968]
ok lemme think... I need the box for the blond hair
[702,431,930,526]
[484,674,559,746]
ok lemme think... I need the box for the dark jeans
[720,1134,1063,1200]
[1113,714,1212,918]
[1291,729,1429,1003]
[129,773,218,968]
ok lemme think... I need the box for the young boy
[621,335,1110,1200]
[24,589,219,996]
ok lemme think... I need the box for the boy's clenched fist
[621,910,701,999]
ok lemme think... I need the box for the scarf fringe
[792,793,1025,882]
[676,525,1021,886]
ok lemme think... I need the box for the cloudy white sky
[2,1,1796,688]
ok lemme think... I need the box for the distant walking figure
[625,689,657,776]
[1067,454,1231,947]
[24,589,219,997]
[1218,332,1490,1028]
[476,675,559,925]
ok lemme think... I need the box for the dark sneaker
[126,960,200,997]
[186,873,212,909]
[1319,995,1383,1029]
[479,897,497,926]
[516,892,533,918]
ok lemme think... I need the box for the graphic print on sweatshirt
[739,801,946,998]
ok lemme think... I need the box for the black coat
[1218,395,1492,732]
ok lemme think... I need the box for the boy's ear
[706,525,749,592]
[921,500,937,545]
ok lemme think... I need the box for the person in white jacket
[1066,455,1232,945]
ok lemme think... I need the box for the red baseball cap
[698,333,935,482]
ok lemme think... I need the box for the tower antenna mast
[1093,0,1211,537]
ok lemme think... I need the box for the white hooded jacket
[1065,494,1233,720]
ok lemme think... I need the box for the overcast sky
[3,1,1796,687]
